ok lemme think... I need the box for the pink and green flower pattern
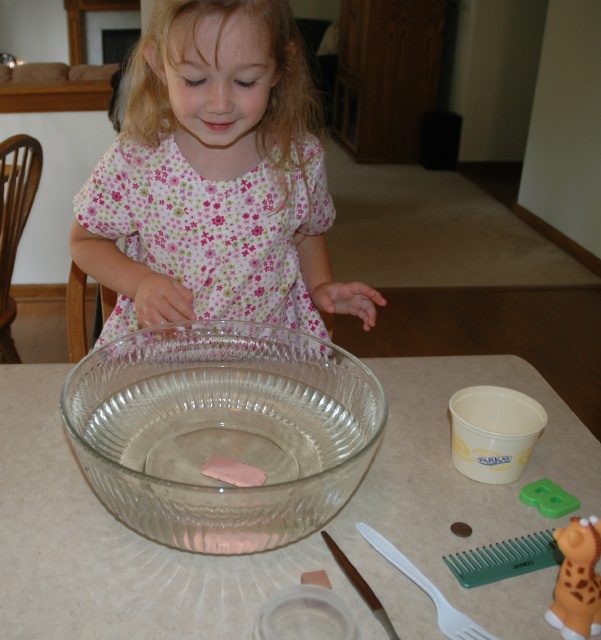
[74,134,335,346]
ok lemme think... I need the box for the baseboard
[514,204,601,280]
[10,283,96,301]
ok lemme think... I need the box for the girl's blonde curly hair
[118,0,324,176]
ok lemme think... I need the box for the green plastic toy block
[519,478,581,518]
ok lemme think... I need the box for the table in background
[1,356,599,639]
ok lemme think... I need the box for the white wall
[0,0,68,63]
[0,0,141,65]
[0,0,121,284]
[518,0,601,259]
[452,0,548,162]
[140,0,153,33]
[2,113,116,284]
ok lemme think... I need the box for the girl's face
[160,12,278,152]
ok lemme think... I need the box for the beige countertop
[1,356,600,639]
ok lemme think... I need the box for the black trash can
[420,111,463,170]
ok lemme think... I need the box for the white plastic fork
[356,523,501,640]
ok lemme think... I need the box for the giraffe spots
[548,516,601,637]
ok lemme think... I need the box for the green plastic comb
[443,529,564,588]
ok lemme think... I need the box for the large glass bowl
[60,321,388,554]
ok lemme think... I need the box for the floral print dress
[74,133,335,346]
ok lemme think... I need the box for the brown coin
[451,522,473,538]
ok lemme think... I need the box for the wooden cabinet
[334,0,447,163]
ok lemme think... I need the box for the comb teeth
[443,530,564,588]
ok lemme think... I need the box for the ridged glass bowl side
[60,321,388,554]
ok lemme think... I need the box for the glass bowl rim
[60,320,389,494]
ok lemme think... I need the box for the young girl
[70,0,386,346]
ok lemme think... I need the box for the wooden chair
[0,134,43,363]
[66,260,117,363]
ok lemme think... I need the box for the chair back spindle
[0,134,43,363]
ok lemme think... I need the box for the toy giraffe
[545,515,601,640]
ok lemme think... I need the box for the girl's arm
[295,232,333,297]
[69,221,195,326]
[296,233,387,331]
[70,221,152,298]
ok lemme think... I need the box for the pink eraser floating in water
[200,455,268,487]
[301,570,332,590]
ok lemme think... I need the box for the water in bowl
[82,366,363,486]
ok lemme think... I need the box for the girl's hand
[311,281,387,331]
[134,273,196,328]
